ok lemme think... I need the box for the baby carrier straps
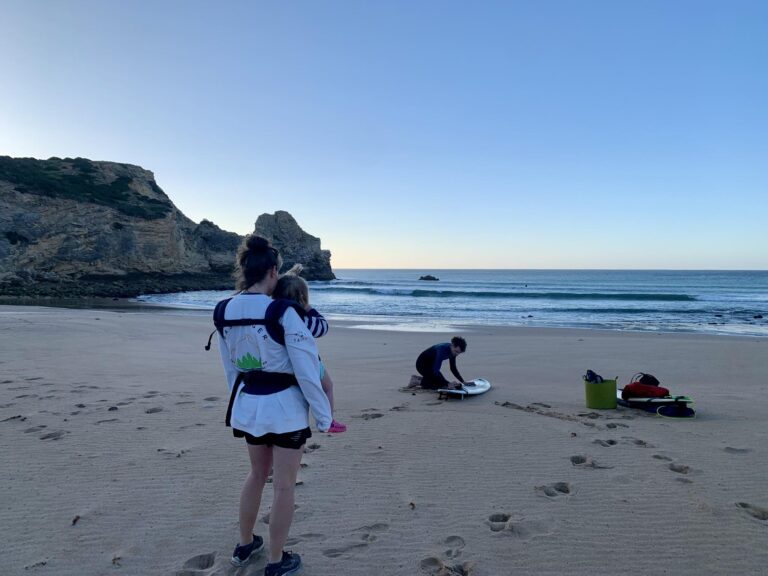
[204,297,307,350]
[204,297,310,428]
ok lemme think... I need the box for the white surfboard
[437,378,492,399]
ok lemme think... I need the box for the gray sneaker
[230,534,264,567]
[264,551,302,576]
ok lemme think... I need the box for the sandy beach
[2,304,768,576]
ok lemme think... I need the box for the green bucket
[584,377,618,409]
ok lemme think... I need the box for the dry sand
[2,305,767,576]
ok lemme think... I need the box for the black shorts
[233,427,312,450]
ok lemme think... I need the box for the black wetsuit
[416,343,464,390]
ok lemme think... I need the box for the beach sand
[2,305,767,576]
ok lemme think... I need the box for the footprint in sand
[322,542,369,558]
[592,439,618,447]
[419,557,474,576]
[157,448,188,458]
[390,404,409,412]
[203,397,220,402]
[285,533,327,546]
[8,386,30,391]
[443,535,466,559]
[736,502,768,521]
[24,425,47,433]
[354,522,389,543]
[305,443,321,453]
[175,401,195,406]
[322,523,389,557]
[177,551,216,575]
[724,447,752,454]
[621,436,653,448]
[486,513,551,538]
[1,414,27,422]
[145,407,163,414]
[652,454,673,461]
[40,430,68,441]
[25,377,44,381]
[570,455,612,469]
[353,409,384,420]
[605,422,630,429]
[536,482,573,498]
[668,463,691,475]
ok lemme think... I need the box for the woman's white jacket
[217,293,332,435]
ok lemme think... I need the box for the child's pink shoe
[328,419,347,433]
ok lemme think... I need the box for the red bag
[622,382,670,400]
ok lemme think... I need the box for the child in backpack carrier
[273,271,347,433]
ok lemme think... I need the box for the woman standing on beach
[216,235,332,576]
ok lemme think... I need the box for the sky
[1,0,767,269]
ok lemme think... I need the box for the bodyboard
[617,389,695,418]
[438,378,491,399]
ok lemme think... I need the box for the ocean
[135,269,768,337]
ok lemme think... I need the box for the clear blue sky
[2,0,766,269]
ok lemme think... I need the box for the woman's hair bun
[246,235,270,250]
[234,235,281,290]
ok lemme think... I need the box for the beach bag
[632,372,660,387]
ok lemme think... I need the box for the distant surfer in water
[412,337,467,390]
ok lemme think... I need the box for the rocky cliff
[0,156,334,297]
[254,211,334,281]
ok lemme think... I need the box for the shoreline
[1,298,766,340]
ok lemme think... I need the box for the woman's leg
[320,368,334,411]
[268,445,303,563]
[239,444,273,545]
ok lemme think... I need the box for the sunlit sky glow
[1,0,766,269]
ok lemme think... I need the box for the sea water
[135,269,768,336]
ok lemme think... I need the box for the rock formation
[254,211,334,281]
[0,156,334,297]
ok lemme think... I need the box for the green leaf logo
[236,353,263,370]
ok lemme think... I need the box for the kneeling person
[415,336,467,390]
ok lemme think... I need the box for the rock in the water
[419,275,439,281]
